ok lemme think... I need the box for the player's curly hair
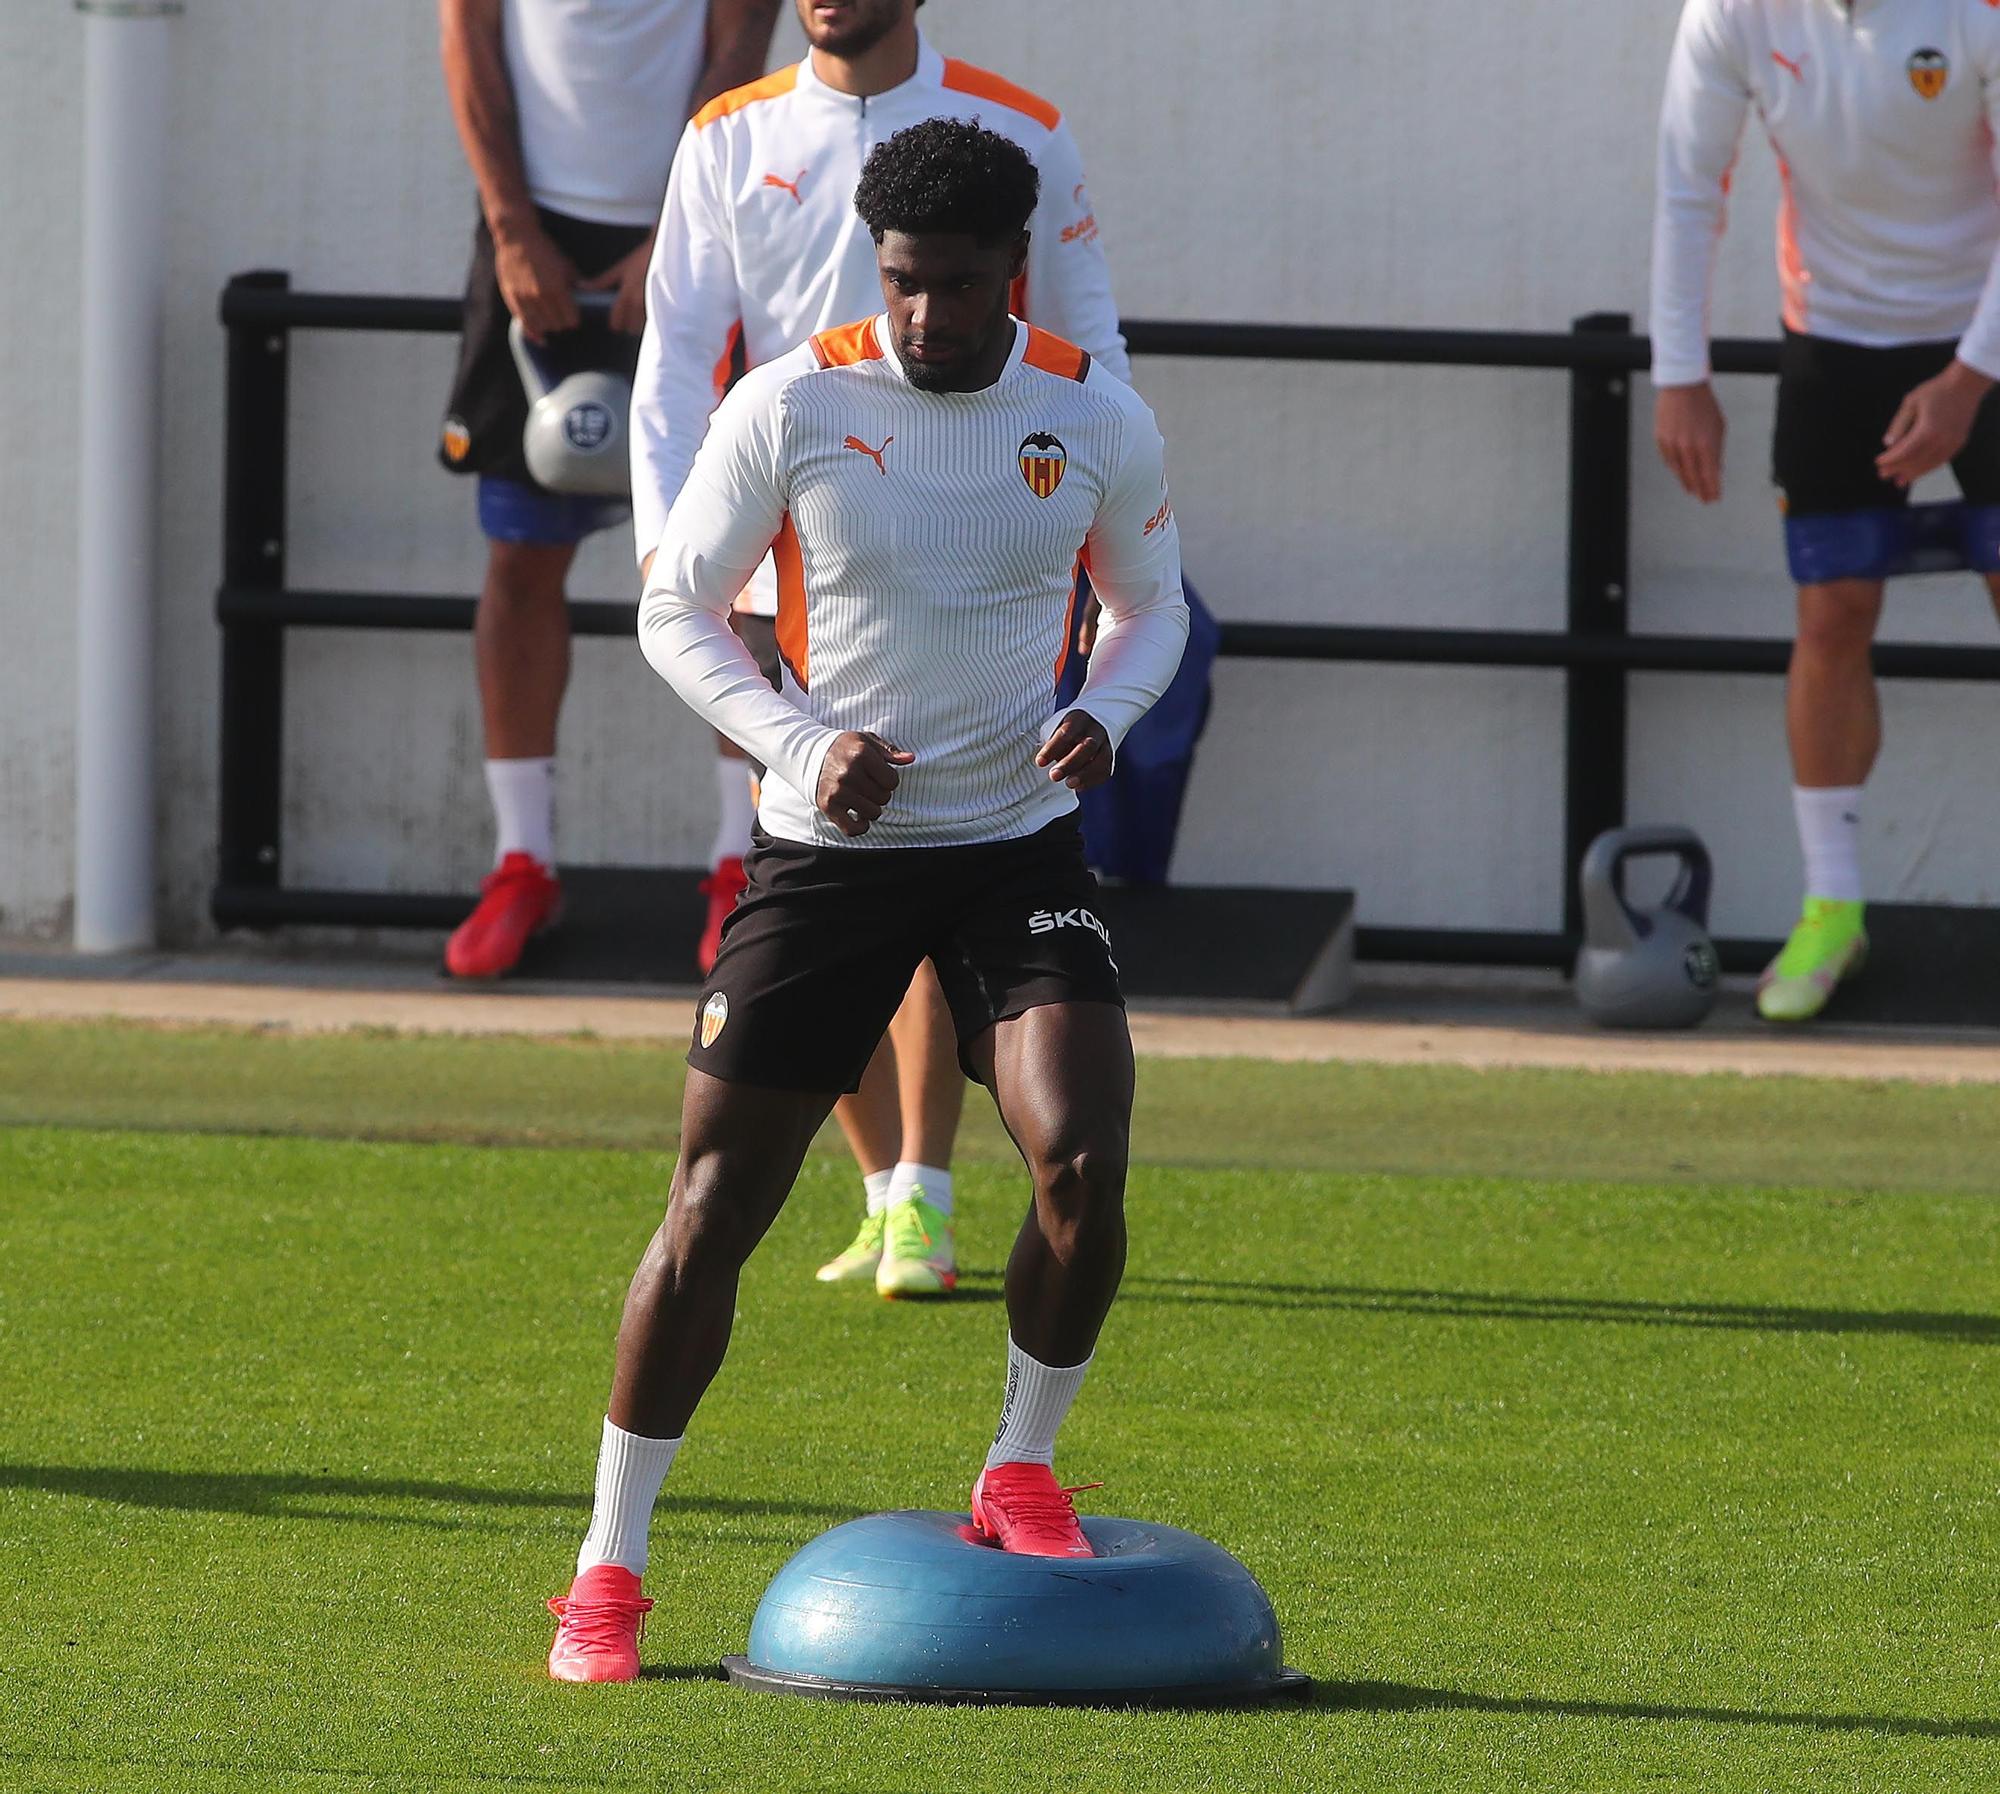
[853,118,1040,246]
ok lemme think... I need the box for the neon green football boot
[1756,897,1867,1023]
[876,1193,957,1299]
[815,1209,886,1284]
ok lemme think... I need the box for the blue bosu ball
[721,1510,1308,1706]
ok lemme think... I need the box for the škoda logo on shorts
[699,992,729,1048]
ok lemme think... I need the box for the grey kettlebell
[1573,825,1720,1029]
[508,313,632,497]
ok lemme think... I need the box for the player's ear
[1007,233,1028,281]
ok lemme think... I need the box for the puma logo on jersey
[1771,49,1809,84]
[763,169,807,205]
[843,434,892,474]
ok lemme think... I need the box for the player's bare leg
[476,540,576,758]
[1764,576,1883,1021]
[891,962,965,1163]
[964,1001,1132,1555]
[818,1034,903,1282]
[1788,577,1884,787]
[447,541,576,980]
[873,963,968,1296]
[550,1071,837,1681]
[611,1070,839,1438]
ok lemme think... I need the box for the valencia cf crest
[699,991,729,1049]
[1018,431,1067,499]
[1908,47,1949,100]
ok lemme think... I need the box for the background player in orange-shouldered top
[544,120,1187,1683]
[632,0,1135,1300]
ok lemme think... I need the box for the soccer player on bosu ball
[544,119,1189,1682]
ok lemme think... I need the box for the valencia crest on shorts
[1019,432,1067,499]
[699,991,729,1049]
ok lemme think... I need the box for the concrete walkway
[5,941,1999,1085]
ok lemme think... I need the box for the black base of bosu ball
[721,1510,1310,1707]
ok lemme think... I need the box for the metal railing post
[214,271,291,917]
[1562,313,1633,941]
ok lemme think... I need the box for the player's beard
[799,0,905,59]
[898,286,1012,394]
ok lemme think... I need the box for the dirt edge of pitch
[2,948,1999,1085]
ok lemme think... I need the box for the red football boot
[695,856,748,975]
[970,1462,1100,1559]
[546,1562,654,1684]
[444,853,561,980]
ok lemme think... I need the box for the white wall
[7,0,1999,946]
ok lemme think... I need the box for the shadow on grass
[1318,1679,2000,1741]
[1116,1277,2000,1344]
[0,1462,860,1530]
[638,1662,727,1684]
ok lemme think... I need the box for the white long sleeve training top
[631,35,1131,606]
[637,315,1188,849]
[1652,0,2000,385]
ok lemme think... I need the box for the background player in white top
[633,0,1134,1296]
[544,121,1187,1682]
[1652,0,2000,1020]
[435,0,779,981]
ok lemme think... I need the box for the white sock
[1792,784,1864,903]
[710,756,755,868]
[890,1161,953,1218]
[484,757,555,869]
[576,1416,682,1577]
[863,1168,895,1216]
[985,1336,1091,1470]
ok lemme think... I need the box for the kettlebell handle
[507,291,622,402]
[1580,825,1713,931]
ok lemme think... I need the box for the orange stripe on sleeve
[939,58,1061,131]
[711,320,744,402]
[1052,559,1084,690]
[1775,156,1808,333]
[692,64,799,129]
[773,514,808,687]
[1022,327,1090,382]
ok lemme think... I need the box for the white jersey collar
[796,31,944,111]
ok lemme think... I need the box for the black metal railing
[213,271,2000,969]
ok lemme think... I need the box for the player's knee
[1795,585,1880,662]
[662,1155,759,1271]
[483,539,573,608]
[1031,1142,1127,1251]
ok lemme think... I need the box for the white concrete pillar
[73,0,180,951]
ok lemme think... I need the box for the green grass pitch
[1,1019,1996,1791]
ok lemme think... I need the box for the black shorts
[1772,327,2000,514]
[438,207,649,486]
[689,814,1124,1094]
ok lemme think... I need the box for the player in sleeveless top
[545,121,1188,1682]
[434,0,779,983]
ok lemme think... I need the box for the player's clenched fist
[1036,710,1113,792]
[817,731,916,837]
